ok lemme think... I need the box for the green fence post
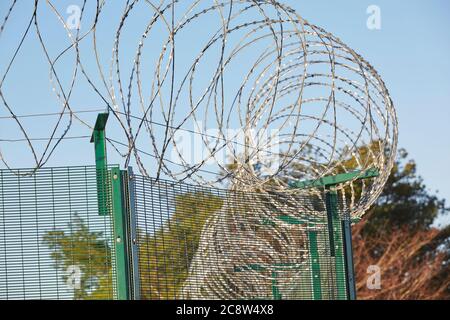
[91,113,131,300]
[325,187,347,300]
[110,167,130,300]
[271,271,282,300]
[126,167,141,300]
[308,227,322,300]
[342,218,357,300]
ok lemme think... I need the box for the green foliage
[42,214,113,300]
[138,192,223,299]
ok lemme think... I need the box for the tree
[353,217,450,299]
[352,149,450,299]
[138,192,223,299]
[43,214,114,300]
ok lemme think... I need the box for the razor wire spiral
[0,0,397,299]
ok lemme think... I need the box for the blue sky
[1,0,449,222]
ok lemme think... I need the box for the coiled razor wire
[178,192,322,299]
[0,0,397,299]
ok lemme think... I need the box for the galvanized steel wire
[0,0,397,300]
[0,0,397,218]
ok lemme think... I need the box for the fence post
[342,218,357,300]
[110,167,130,300]
[91,113,131,300]
[271,271,282,300]
[325,187,347,300]
[308,226,322,300]
[126,167,141,299]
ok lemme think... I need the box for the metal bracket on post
[91,113,110,216]
[289,168,380,300]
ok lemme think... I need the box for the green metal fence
[0,166,116,299]
[131,175,350,300]
[0,165,354,300]
[0,113,359,300]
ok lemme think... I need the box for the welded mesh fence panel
[0,166,116,300]
[131,175,348,300]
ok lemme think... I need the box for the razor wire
[0,0,398,300]
[0,0,398,216]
